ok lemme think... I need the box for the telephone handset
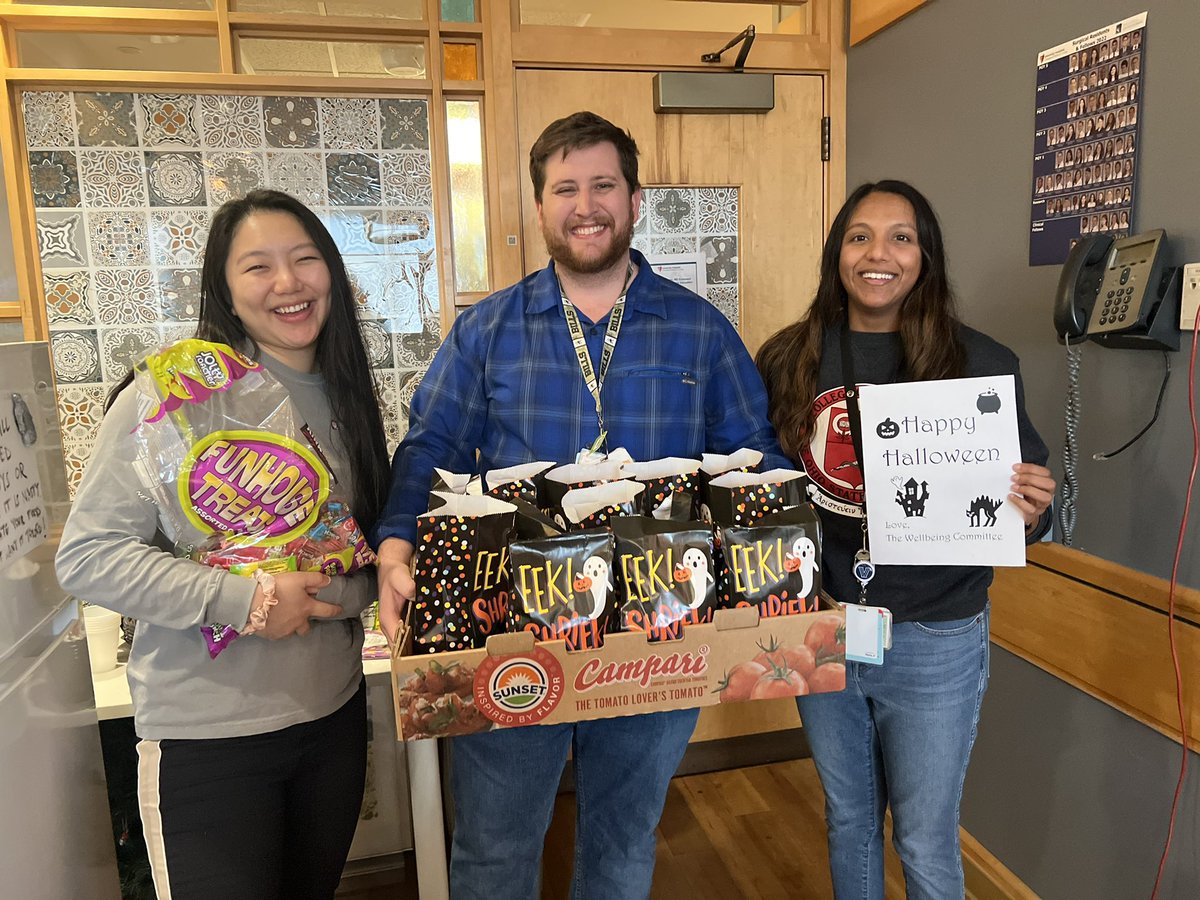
[1053,228,1180,351]
[1054,234,1110,342]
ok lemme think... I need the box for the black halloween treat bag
[623,457,702,521]
[485,461,554,505]
[706,469,808,610]
[718,504,823,617]
[612,517,717,642]
[431,467,482,495]
[427,469,482,513]
[697,449,764,521]
[705,469,807,527]
[542,457,629,518]
[508,526,616,652]
[411,493,517,654]
[560,480,644,530]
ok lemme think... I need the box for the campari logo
[474,647,565,725]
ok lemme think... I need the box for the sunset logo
[489,660,548,710]
[474,647,565,725]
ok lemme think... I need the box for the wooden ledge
[1027,542,1200,627]
[992,544,1198,751]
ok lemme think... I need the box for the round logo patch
[179,430,328,545]
[801,385,867,518]
[474,647,565,727]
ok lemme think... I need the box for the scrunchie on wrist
[241,569,277,636]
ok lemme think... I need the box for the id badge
[844,604,888,665]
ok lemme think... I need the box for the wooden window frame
[0,0,845,336]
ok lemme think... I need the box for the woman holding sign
[57,190,389,900]
[756,180,1055,899]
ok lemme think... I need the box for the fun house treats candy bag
[131,340,375,657]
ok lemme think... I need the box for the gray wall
[845,1,1200,896]
[969,647,1199,898]
[847,0,1200,584]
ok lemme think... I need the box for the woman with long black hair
[58,189,389,900]
[757,181,1055,899]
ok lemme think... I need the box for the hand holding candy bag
[131,339,376,657]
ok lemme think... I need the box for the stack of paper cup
[83,605,122,674]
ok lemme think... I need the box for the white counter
[90,656,393,721]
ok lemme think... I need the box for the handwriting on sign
[0,401,47,565]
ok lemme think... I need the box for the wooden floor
[340,757,908,899]
[543,757,907,900]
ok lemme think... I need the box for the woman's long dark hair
[107,189,389,530]
[756,180,966,462]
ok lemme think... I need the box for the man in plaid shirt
[373,111,786,900]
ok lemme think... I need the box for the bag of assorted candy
[130,339,376,658]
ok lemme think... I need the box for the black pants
[136,680,367,900]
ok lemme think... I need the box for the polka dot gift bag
[411,493,517,655]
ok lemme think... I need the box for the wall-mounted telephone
[1053,229,1181,351]
[1055,229,1183,546]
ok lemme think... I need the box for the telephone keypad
[1098,279,1139,330]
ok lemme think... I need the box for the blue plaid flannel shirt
[372,249,789,545]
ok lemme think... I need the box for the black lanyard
[839,323,876,602]
[560,262,634,454]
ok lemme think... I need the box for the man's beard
[542,216,635,276]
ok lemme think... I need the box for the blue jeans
[448,708,699,900]
[796,608,990,900]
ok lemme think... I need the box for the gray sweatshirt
[57,352,373,740]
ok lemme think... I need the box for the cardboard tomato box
[389,600,846,741]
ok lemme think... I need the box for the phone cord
[1059,339,1082,546]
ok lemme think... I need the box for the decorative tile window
[632,186,740,327]
[21,90,442,492]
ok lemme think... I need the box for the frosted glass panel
[233,0,422,18]
[15,0,210,7]
[446,100,488,293]
[16,33,219,72]
[238,38,426,78]
[520,0,808,34]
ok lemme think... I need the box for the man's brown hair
[529,111,640,202]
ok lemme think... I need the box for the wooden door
[515,70,827,741]
[514,68,826,355]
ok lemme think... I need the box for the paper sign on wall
[646,253,709,298]
[858,375,1026,567]
[0,391,47,566]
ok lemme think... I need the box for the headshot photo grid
[1030,15,1145,265]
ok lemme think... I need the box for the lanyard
[561,262,634,453]
[839,323,876,602]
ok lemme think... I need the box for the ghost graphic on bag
[785,535,820,599]
[577,555,612,621]
[678,547,715,610]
